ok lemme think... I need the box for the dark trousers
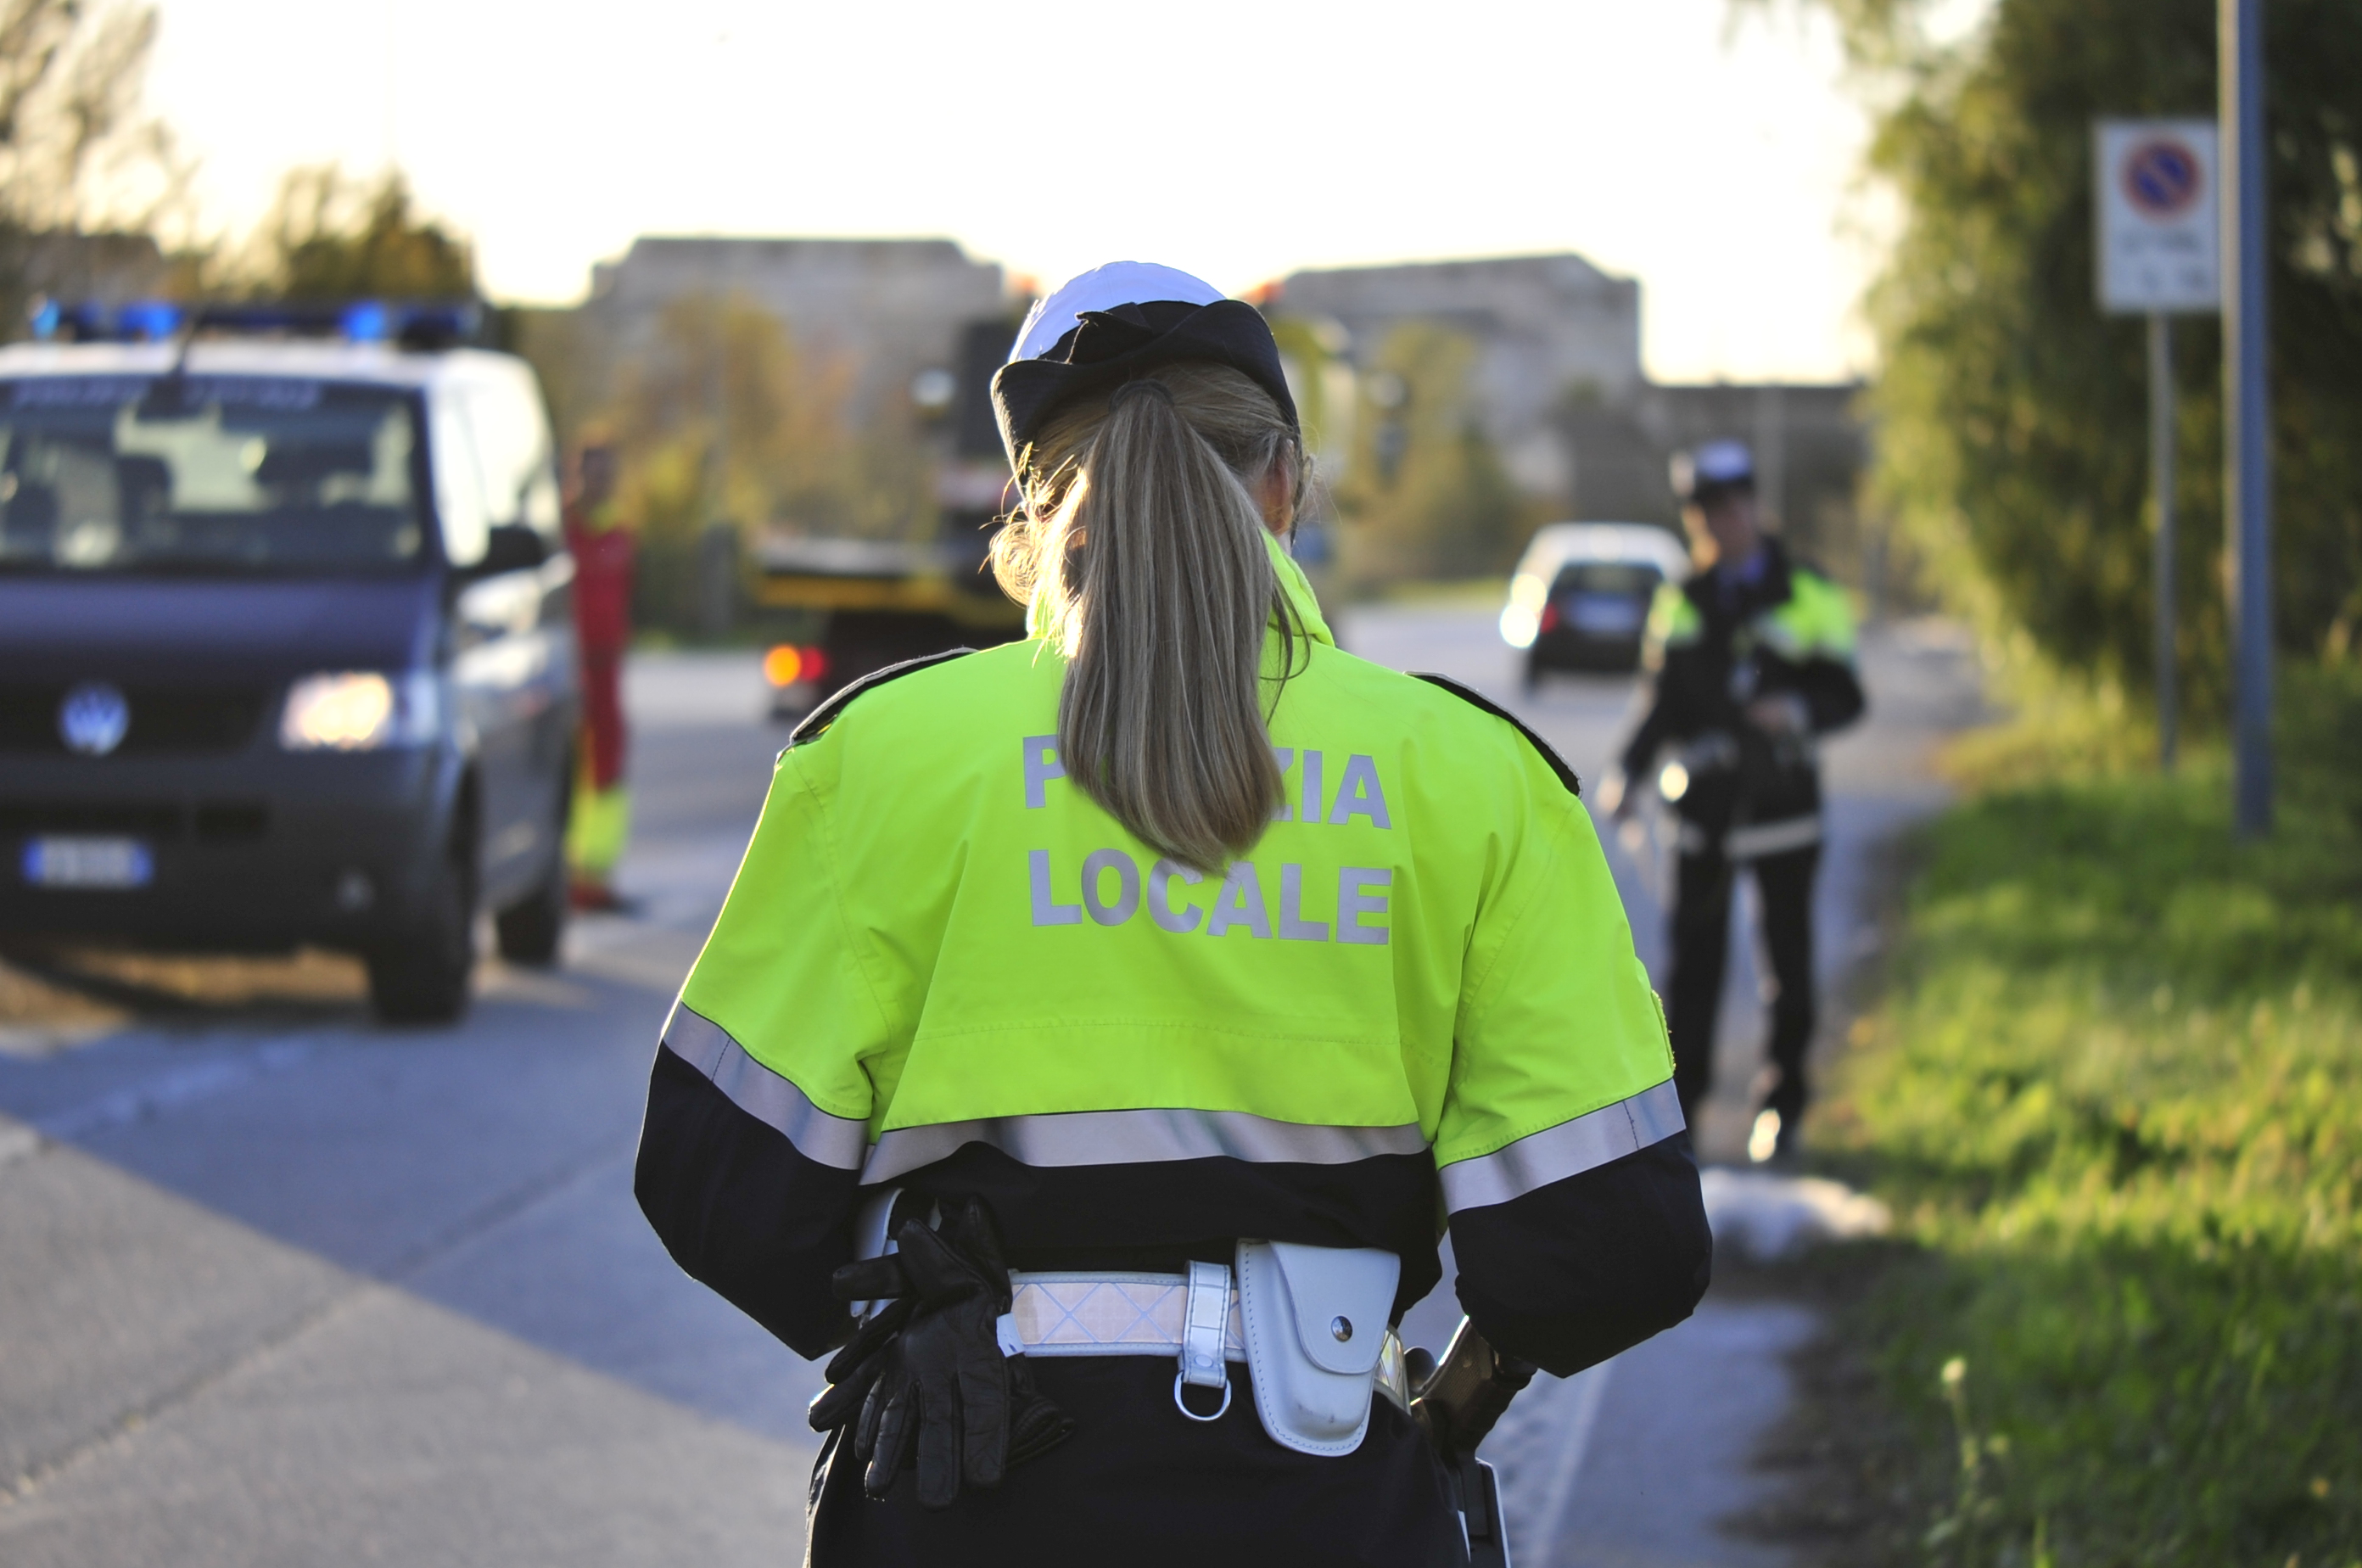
[809,1358,1463,1566]
[1665,842,1820,1127]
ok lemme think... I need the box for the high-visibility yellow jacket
[636,535,1709,1385]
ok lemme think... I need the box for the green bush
[1830,664,2362,1565]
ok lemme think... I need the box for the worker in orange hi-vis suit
[563,441,635,910]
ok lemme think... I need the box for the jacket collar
[1685,535,1794,621]
[1268,529,1337,647]
[1026,529,1336,650]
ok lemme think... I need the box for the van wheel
[497,770,572,966]
[368,843,475,1025]
[495,841,567,966]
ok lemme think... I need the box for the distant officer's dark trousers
[1665,840,1819,1127]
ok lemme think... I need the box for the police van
[0,302,579,1023]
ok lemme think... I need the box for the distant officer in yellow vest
[635,262,1710,1565]
[1604,440,1865,1162]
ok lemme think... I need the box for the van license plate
[22,837,154,888]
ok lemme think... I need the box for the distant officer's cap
[992,260,1299,467]
[1671,439,1755,503]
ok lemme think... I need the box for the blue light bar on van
[29,299,185,342]
[340,300,392,343]
[25,297,484,346]
[120,300,185,339]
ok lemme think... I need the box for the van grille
[0,799,270,843]
[0,685,268,754]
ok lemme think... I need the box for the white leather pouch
[1234,1240,1402,1457]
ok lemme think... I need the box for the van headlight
[280,671,439,750]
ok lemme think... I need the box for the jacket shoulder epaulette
[786,648,977,750]
[1408,672,1581,799]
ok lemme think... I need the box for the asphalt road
[0,606,1980,1566]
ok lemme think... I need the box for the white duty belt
[854,1191,1408,1455]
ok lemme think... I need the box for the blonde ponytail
[990,363,1305,871]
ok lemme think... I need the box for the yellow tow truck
[757,320,1027,720]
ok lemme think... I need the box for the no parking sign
[2095,119,2220,314]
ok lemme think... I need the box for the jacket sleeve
[1795,654,1867,735]
[1434,758,1710,1376]
[634,744,889,1359]
[1617,681,1672,785]
[1451,1134,1710,1375]
[1618,581,1700,782]
[1784,569,1867,736]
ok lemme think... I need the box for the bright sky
[143,0,1934,383]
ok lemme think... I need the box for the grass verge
[1799,662,2362,1566]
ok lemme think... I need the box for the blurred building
[1640,381,1866,533]
[1272,253,1643,498]
[1267,251,1873,587]
[577,236,1005,423]
[1546,380,1874,587]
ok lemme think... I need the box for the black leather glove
[809,1197,1073,1508]
[807,1294,912,1437]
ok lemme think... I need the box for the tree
[598,292,936,630]
[608,291,928,539]
[257,165,475,300]
[1330,320,1531,587]
[0,0,189,329]
[1799,0,2362,699]
[0,0,180,229]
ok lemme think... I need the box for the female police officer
[635,263,1710,1565]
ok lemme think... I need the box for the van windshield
[0,375,428,575]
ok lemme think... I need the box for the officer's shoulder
[1779,557,1856,616]
[786,647,981,748]
[1654,575,1702,623]
[1781,550,1841,588]
[1403,671,1581,799]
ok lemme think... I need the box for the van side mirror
[475,523,546,576]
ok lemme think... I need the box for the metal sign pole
[2148,313,2176,770]
[2094,114,2217,778]
[2220,0,2273,837]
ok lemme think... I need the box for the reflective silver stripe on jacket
[663,1003,870,1171]
[1676,813,1824,860]
[1437,1078,1686,1213]
[1724,815,1823,861]
[863,1107,1426,1186]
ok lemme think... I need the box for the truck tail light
[763,646,829,688]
